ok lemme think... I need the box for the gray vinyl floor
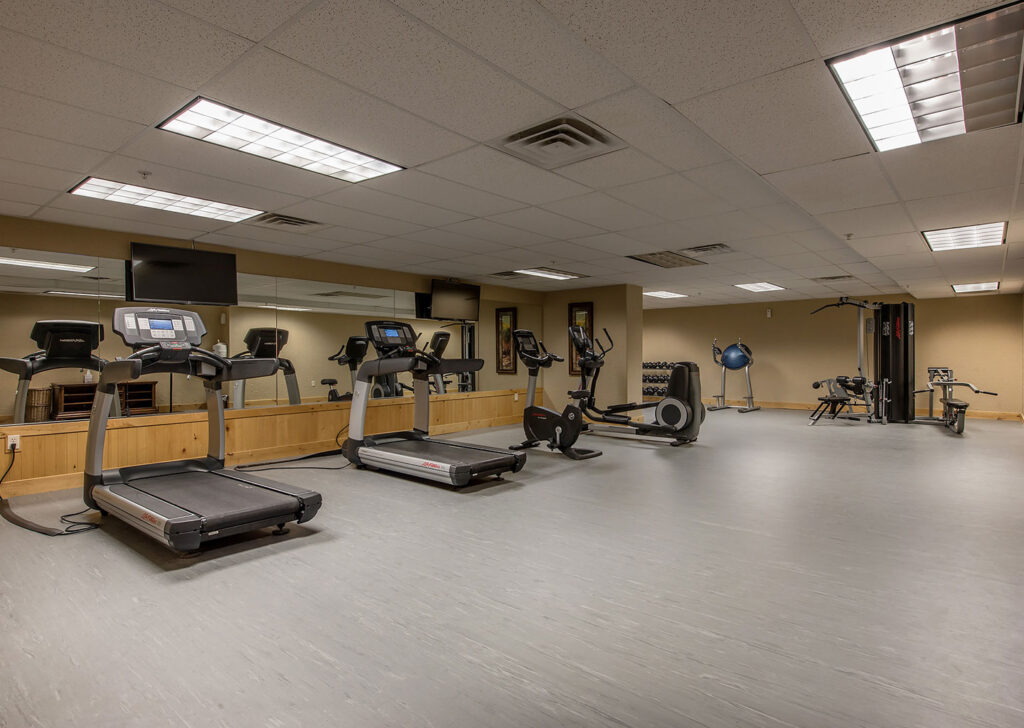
[2,409,1023,728]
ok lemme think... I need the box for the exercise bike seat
[320,378,338,386]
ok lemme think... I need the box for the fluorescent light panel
[258,305,311,312]
[952,281,999,293]
[0,256,95,273]
[643,290,688,298]
[514,268,582,281]
[45,290,123,298]
[735,282,785,292]
[71,178,261,222]
[160,98,403,183]
[923,221,1005,251]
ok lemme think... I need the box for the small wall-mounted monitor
[126,242,238,306]
[429,280,480,321]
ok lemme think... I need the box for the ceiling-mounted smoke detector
[627,251,705,268]
[490,113,626,169]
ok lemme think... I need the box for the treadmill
[342,320,526,487]
[84,307,321,553]
[0,320,116,423]
[230,327,301,408]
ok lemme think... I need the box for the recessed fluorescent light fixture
[160,98,403,183]
[952,281,999,293]
[735,282,785,292]
[71,178,262,222]
[829,4,1024,151]
[923,221,1005,251]
[0,256,95,273]
[513,268,582,280]
[643,291,688,298]
[45,290,123,299]
[258,305,312,312]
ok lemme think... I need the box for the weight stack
[874,302,915,422]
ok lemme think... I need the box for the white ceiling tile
[792,264,849,278]
[41,197,222,234]
[519,240,607,263]
[540,0,816,103]
[118,130,343,200]
[763,252,831,269]
[745,203,819,233]
[932,246,1006,271]
[219,224,337,252]
[368,237,463,258]
[879,125,1022,201]
[305,249,394,269]
[607,174,733,220]
[841,261,887,276]
[556,148,672,189]
[488,207,603,239]
[790,228,849,251]
[684,210,775,242]
[0,200,39,217]
[572,233,661,256]
[0,159,86,191]
[0,128,108,173]
[791,0,998,56]
[870,252,937,271]
[160,0,311,42]
[847,233,926,258]
[818,249,866,265]
[392,0,632,108]
[765,155,899,215]
[677,61,872,174]
[267,0,562,141]
[889,266,947,282]
[726,235,808,256]
[0,29,194,125]
[905,186,1014,231]
[0,181,58,206]
[318,185,470,228]
[440,218,552,247]
[0,0,252,87]
[542,192,662,231]
[816,203,917,239]
[420,146,589,205]
[627,220,715,248]
[304,225,387,246]
[275,200,422,236]
[578,88,730,171]
[0,87,146,151]
[89,156,304,213]
[193,233,327,258]
[684,162,786,209]
[363,170,524,217]
[400,228,507,253]
[203,48,472,168]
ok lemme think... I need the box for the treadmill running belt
[374,439,518,470]
[124,472,299,531]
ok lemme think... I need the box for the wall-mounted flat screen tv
[126,242,238,306]
[429,280,480,321]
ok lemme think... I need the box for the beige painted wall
[540,284,644,411]
[643,294,1023,416]
[228,307,462,404]
[0,292,227,418]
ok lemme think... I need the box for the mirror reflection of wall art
[495,307,517,374]
[568,301,593,377]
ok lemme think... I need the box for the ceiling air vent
[490,113,626,169]
[627,251,706,268]
[247,212,323,229]
[814,275,856,282]
[490,271,527,279]
[678,243,734,258]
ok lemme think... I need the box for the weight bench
[809,394,851,424]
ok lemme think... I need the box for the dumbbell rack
[642,361,678,399]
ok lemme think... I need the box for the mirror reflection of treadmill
[343,320,526,487]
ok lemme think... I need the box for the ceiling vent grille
[627,251,706,268]
[814,274,856,282]
[247,212,323,229]
[490,271,527,279]
[490,114,626,169]
[678,243,734,257]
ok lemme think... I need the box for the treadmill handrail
[98,359,143,387]
[355,356,420,382]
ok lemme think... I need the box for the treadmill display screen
[150,319,173,330]
[384,328,400,337]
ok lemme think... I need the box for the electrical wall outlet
[514,392,519,401]
[7,434,20,452]
[311,380,317,386]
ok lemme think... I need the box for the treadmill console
[365,320,418,354]
[113,307,206,348]
[244,328,289,358]
[30,320,103,359]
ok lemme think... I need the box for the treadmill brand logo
[59,337,86,345]
[421,461,442,469]
[141,513,160,526]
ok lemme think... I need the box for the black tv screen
[430,280,479,321]
[126,242,238,306]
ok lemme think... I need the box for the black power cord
[0,448,99,536]
[234,425,352,473]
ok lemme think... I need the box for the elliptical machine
[323,335,369,402]
[509,329,600,460]
[708,338,759,412]
[570,326,704,446]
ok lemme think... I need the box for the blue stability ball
[721,343,752,370]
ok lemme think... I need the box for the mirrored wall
[0,246,543,426]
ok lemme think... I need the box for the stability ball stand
[709,337,760,413]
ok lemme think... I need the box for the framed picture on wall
[568,301,594,376]
[495,307,517,374]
